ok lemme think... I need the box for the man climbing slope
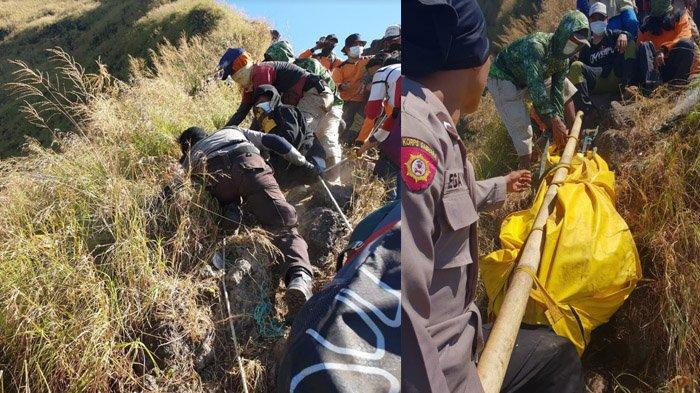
[178,126,318,315]
[402,0,583,392]
[487,11,590,169]
[217,48,342,179]
[251,84,327,189]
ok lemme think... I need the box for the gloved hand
[303,160,323,176]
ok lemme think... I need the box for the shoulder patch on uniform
[401,137,437,193]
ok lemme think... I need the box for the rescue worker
[487,11,590,169]
[298,34,343,72]
[355,54,402,182]
[638,0,698,85]
[402,1,583,392]
[383,24,401,59]
[251,84,327,189]
[332,33,371,144]
[569,2,637,119]
[577,0,640,39]
[217,48,342,180]
[264,39,295,62]
[178,125,317,315]
[292,56,345,183]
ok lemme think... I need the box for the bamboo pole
[476,111,584,393]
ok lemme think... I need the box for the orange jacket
[332,57,370,102]
[639,12,693,52]
[358,102,393,142]
[298,49,343,72]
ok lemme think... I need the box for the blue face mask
[590,21,607,36]
[255,101,272,114]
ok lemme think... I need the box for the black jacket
[252,84,317,161]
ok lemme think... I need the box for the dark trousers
[341,101,365,145]
[207,152,313,282]
[482,325,584,393]
[659,39,696,86]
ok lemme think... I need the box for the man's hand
[354,140,378,158]
[616,34,628,53]
[655,52,666,68]
[550,116,569,147]
[506,170,532,193]
[303,160,323,176]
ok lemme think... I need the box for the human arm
[298,48,314,59]
[241,129,308,166]
[399,127,452,392]
[226,101,253,127]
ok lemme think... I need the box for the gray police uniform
[400,77,506,393]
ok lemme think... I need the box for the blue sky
[224,1,399,56]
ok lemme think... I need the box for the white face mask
[348,45,364,58]
[255,101,272,114]
[232,64,253,89]
[563,40,581,56]
[590,21,607,36]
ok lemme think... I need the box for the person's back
[490,32,563,88]
[639,6,693,48]
[638,1,697,84]
[264,40,295,62]
[294,57,343,108]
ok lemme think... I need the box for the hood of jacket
[551,10,590,58]
[253,84,282,110]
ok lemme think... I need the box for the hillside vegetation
[0,1,278,391]
[0,0,264,158]
[0,1,386,391]
[472,1,700,391]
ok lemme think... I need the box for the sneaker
[285,271,313,317]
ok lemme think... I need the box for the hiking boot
[285,270,313,317]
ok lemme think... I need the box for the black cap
[344,33,367,49]
[403,0,490,78]
[325,34,339,43]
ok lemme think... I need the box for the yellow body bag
[480,152,642,355]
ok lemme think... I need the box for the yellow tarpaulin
[480,152,642,355]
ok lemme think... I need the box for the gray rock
[299,207,350,268]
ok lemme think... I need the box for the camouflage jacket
[265,40,295,62]
[489,11,589,119]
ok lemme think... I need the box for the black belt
[205,142,258,170]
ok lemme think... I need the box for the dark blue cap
[403,0,490,78]
[218,48,244,80]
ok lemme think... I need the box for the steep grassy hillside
[0,2,386,391]
[0,0,264,158]
[0,1,271,391]
[473,1,700,391]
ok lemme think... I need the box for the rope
[251,282,285,339]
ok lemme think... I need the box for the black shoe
[285,271,313,317]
